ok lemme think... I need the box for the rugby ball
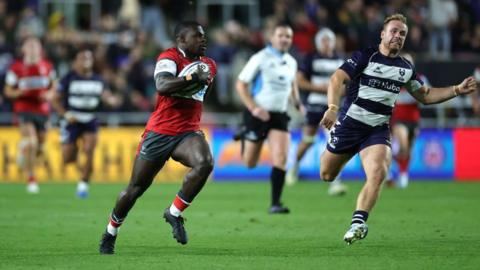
[177,61,210,95]
[178,61,210,79]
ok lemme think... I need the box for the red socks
[173,194,190,212]
[395,155,410,173]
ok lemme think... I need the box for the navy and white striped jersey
[58,71,105,123]
[299,52,343,111]
[339,47,424,127]
[238,45,297,112]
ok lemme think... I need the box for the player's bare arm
[296,71,328,93]
[42,79,58,102]
[411,76,477,104]
[101,89,122,108]
[4,85,23,99]
[236,79,270,121]
[320,69,350,129]
[50,90,77,123]
[290,79,304,113]
[155,65,209,95]
[50,90,66,116]
[470,89,480,116]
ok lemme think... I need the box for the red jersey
[6,59,56,115]
[145,47,217,135]
[392,73,429,123]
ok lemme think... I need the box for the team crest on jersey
[398,68,405,81]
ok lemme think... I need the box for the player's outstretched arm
[411,76,477,105]
[320,69,350,129]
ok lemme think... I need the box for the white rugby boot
[343,223,368,245]
[328,180,347,196]
[285,166,299,186]
[26,182,40,194]
[398,172,409,189]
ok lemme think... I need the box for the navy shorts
[17,112,49,132]
[137,130,202,165]
[60,119,99,144]
[304,105,328,126]
[326,116,391,154]
[243,110,290,142]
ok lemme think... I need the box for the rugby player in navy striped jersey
[51,49,120,198]
[286,28,347,196]
[319,14,477,245]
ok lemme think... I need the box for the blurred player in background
[319,14,477,245]
[99,21,216,254]
[236,24,302,214]
[470,66,480,116]
[285,27,347,196]
[4,37,56,194]
[50,49,120,198]
[387,53,430,189]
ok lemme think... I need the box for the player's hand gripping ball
[195,62,210,84]
[178,61,210,96]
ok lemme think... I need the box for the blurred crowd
[0,0,479,116]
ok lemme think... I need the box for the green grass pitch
[1,181,479,269]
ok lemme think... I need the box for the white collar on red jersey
[177,47,186,57]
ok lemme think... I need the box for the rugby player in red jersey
[388,53,430,188]
[99,21,217,254]
[4,37,56,194]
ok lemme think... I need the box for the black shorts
[136,130,202,166]
[243,110,290,142]
[17,112,49,132]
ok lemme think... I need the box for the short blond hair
[383,14,407,28]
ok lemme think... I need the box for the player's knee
[367,171,387,186]
[24,137,39,152]
[83,146,95,157]
[366,177,384,190]
[195,158,214,177]
[272,154,288,169]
